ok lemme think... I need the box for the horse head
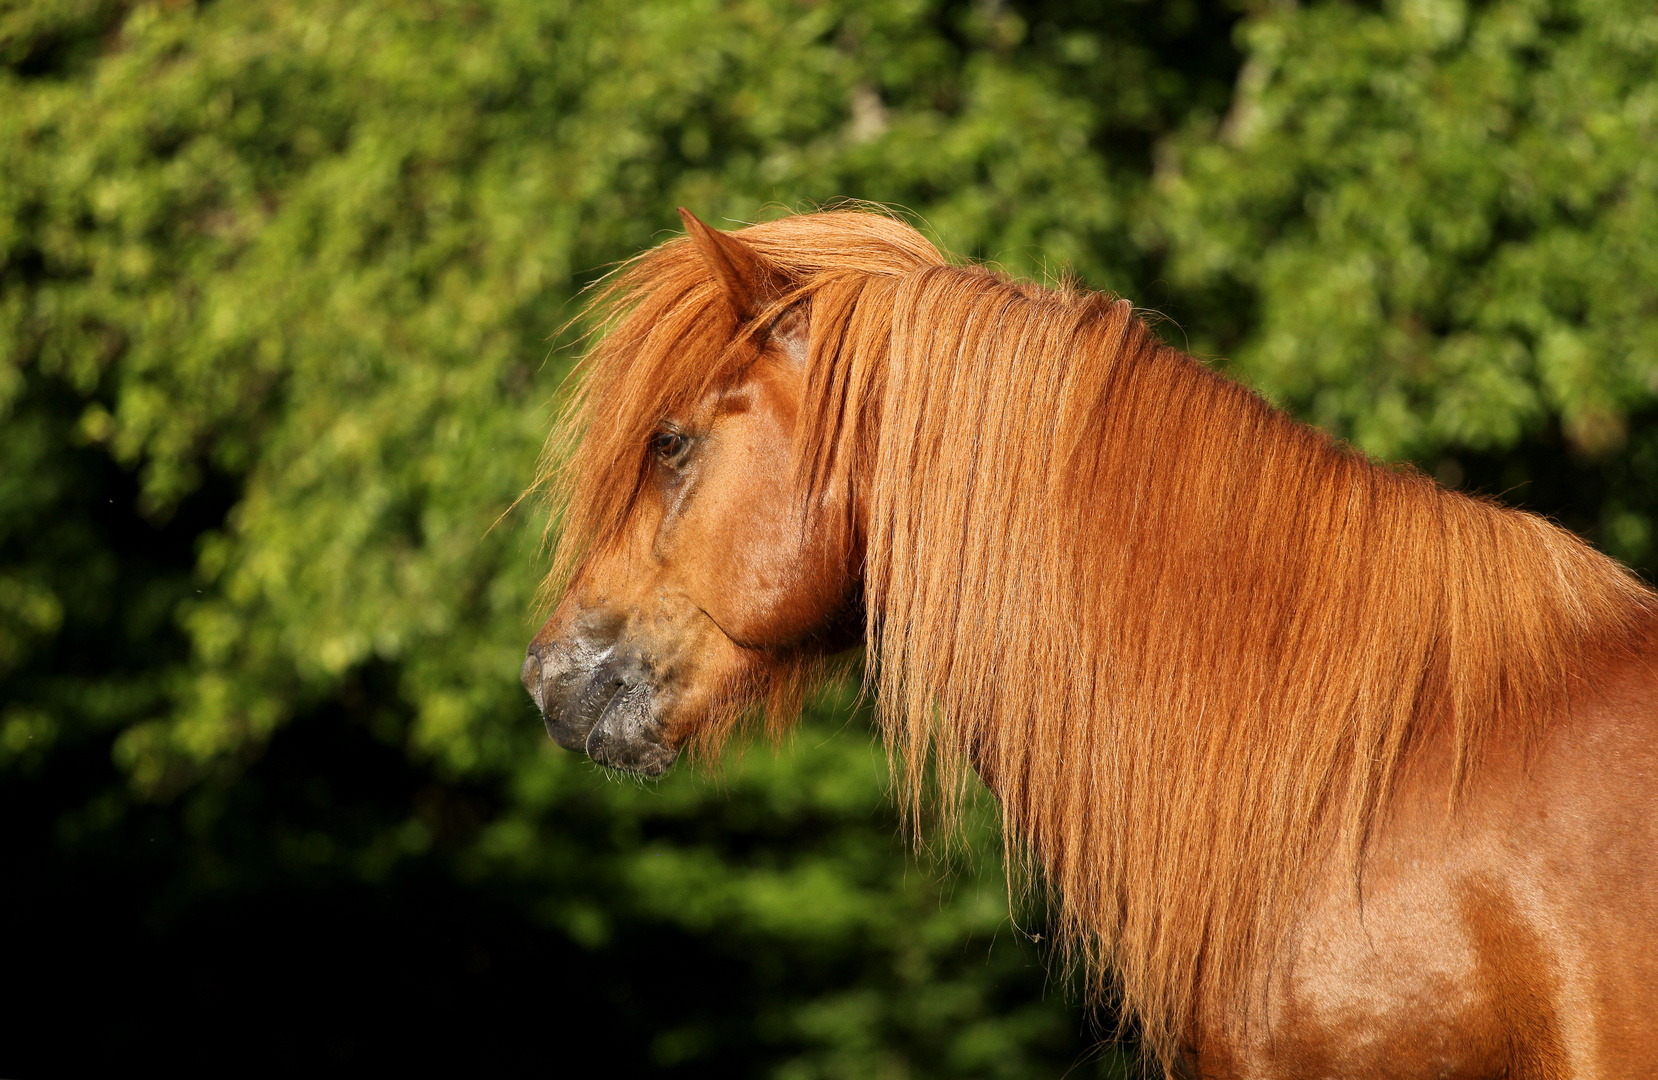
[521,211,860,775]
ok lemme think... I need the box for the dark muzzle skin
[521,634,679,777]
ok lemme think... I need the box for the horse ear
[678,208,787,323]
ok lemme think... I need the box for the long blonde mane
[542,210,1656,1066]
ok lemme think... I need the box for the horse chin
[583,684,679,776]
[588,733,678,777]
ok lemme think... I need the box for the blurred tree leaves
[1157,0,1658,570]
[1,0,1654,1074]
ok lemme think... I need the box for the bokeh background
[3,0,1655,1075]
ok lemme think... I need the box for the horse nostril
[521,647,547,709]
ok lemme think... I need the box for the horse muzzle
[521,640,679,777]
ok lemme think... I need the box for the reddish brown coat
[525,209,1658,1077]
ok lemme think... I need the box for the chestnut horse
[521,209,1658,1078]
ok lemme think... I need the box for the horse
[520,207,1658,1078]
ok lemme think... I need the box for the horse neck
[849,273,1653,1053]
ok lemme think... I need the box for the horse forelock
[538,209,1658,1070]
[536,209,948,601]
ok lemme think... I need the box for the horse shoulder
[1193,628,1658,1080]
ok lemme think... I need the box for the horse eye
[649,430,689,464]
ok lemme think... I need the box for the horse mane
[540,210,1658,1068]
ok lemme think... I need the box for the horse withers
[522,208,1658,1078]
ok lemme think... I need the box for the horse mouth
[532,658,679,777]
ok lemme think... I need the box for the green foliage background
[1,0,1653,1074]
